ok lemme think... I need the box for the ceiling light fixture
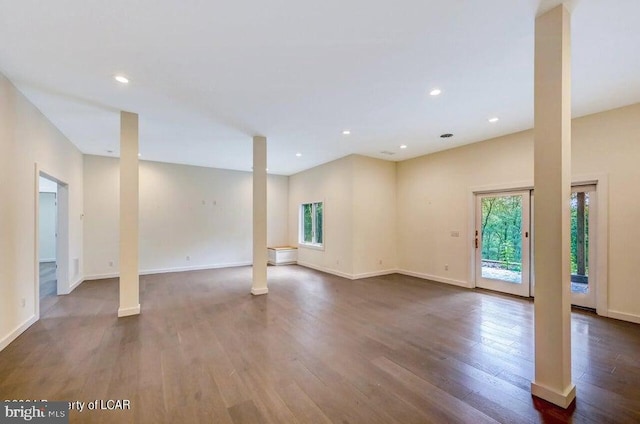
[488,117,499,123]
[114,75,129,84]
[400,144,407,149]
[342,130,351,135]
[138,153,141,157]
[429,88,442,96]
[296,153,302,157]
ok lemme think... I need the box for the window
[300,202,323,247]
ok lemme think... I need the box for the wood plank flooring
[1,265,639,423]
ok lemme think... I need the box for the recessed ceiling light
[114,75,129,84]
[296,153,302,157]
[488,117,499,123]
[400,144,407,149]
[429,88,442,96]
[137,153,141,157]
[342,130,351,135]
[440,133,454,138]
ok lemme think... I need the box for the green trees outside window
[481,196,522,272]
[300,202,323,246]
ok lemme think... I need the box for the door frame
[475,190,531,297]
[468,174,609,316]
[569,184,597,309]
[35,165,71,320]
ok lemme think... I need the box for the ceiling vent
[379,150,395,156]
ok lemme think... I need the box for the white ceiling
[1,0,639,175]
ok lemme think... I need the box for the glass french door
[570,185,596,308]
[475,191,531,297]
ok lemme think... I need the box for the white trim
[473,190,531,297]
[468,174,609,314]
[0,315,37,352]
[296,261,353,279]
[140,262,252,276]
[39,258,56,263]
[352,269,397,280]
[572,173,609,316]
[467,181,534,289]
[67,277,84,293]
[83,272,119,281]
[298,243,324,251]
[299,201,324,248]
[82,261,253,282]
[607,310,640,325]
[251,287,269,295]
[397,269,472,288]
[118,304,141,318]
[470,180,534,194]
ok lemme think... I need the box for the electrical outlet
[108,260,114,267]
[445,264,449,271]
[378,259,383,265]
[186,256,191,261]
[20,298,26,307]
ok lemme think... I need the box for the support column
[531,5,575,408]
[118,111,141,317]
[251,136,268,295]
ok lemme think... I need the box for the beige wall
[289,155,355,276]
[0,73,84,350]
[352,155,397,277]
[289,155,396,278]
[397,103,640,320]
[83,155,289,278]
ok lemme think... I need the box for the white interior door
[475,191,531,297]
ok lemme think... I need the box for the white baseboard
[296,261,355,279]
[118,304,141,318]
[297,262,397,281]
[83,261,253,281]
[39,258,55,263]
[352,269,397,279]
[607,310,640,324]
[140,261,253,276]
[83,272,118,281]
[0,315,37,352]
[396,269,472,288]
[68,277,84,293]
[251,287,269,295]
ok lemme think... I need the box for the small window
[300,202,323,247]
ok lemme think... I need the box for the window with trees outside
[300,202,323,247]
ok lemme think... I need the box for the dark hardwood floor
[1,265,639,423]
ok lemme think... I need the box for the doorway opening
[569,185,597,309]
[37,171,70,317]
[38,176,57,309]
[475,190,531,297]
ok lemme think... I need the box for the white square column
[118,111,141,317]
[531,5,575,408]
[251,136,268,295]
